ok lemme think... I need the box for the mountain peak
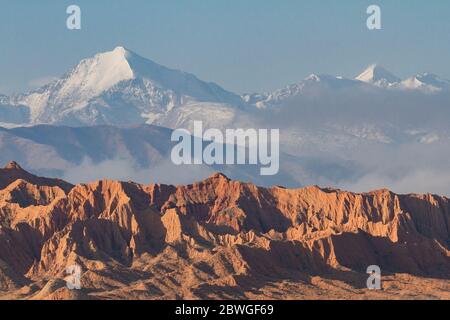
[305,74,321,82]
[11,46,245,126]
[4,161,23,170]
[400,72,450,92]
[112,45,128,53]
[356,64,400,85]
[207,172,231,181]
[0,162,73,192]
[52,46,135,103]
[110,46,139,60]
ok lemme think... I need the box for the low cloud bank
[63,157,214,185]
[338,141,450,195]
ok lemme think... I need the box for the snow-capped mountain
[1,50,449,127]
[243,64,450,109]
[242,74,366,109]
[355,64,401,87]
[8,46,245,126]
[355,65,450,92]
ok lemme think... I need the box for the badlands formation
[0,162,448,300]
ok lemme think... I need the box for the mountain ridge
[1,48,450,126]
[355,64,401,87]
[0,163,448,299]
[4,46,245,127]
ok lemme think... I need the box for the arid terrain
[0,161,448,300]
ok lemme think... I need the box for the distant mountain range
[1,47,450,194]
[1,47,449,128]
[0,124,316,188]
[244,65,450,109]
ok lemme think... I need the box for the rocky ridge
[0,163,448,299]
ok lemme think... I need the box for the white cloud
[62,157,214,185]
[342,170,450,196]
[338,142,450,196]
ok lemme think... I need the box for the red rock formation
[0,163,448,300]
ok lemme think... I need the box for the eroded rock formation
[0,163,448,299]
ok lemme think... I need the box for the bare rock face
[0,163,448,300]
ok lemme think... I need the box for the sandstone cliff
[0,163,448,300]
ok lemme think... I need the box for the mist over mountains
[1,47,450,194]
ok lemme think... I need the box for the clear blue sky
[1,0,449,94]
